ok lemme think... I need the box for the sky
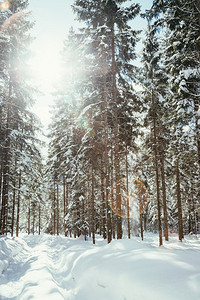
[28,0,153,139]
[28,0,77,130]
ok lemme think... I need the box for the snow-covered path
[0,235,86,300]
[8,240,70,300]
[0,233,200,300]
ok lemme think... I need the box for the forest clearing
[0,0,200,298]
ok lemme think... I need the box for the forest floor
[0,232,200,300]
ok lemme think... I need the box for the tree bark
[137,180,144,241]
[0,161,3,233]
[65,180,69,237]
[16,171,21,237]
[11,180,16,237]
[110,142,115,239]
[53,183,56,235]
[140,213,144,241]
[33,210,35,235]
[1,83,12,235]
[63,177,67,236]
[160,146,168,241]
[39,202,41,235]
[100,158,106,239]
[28,200,30,235]
[152,95,162,246]
[57,183,59,235]
[63,177,66,218]
[87,178,91,238]
[91,162,95,244]
[176,160,184,241]
[126,147,130,239]
[103,74,112,243]
[111,25,122,239]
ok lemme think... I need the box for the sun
[0,1,10,10]
[29,40,65,93]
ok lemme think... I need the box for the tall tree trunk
[82,203,86,240]
[53,183,56,235]
[193,99,200,218]
[137,180,144,241]
[188,204,191,234]
[111,24,122,239]
[110,143,115,239]
[63,177,66,217]
[87,178,91,238]
[176,160,184,241]
[16,171,21,237]
[103,74,111,243]
[143,211,147,232]
[57,183,59,235]
[140,213,144,241]
[65,180,69,237]
[63,177,67,236]
[91,162,95,244]
[11,180,16,237]
[28,200,30,235]
[33,210,35,235]
[1,83,12,235]
[0,161,3,233]
[39,202,41,235]
[100,158,106,239]
[152,94,162,246]
[0,104,3,225]
[160,146,168,241]
[126,147,130,239]
[191,193,197,235]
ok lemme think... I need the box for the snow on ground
[0,233,200,300]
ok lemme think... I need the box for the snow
[0,233,200,300]
[183,68,199,80]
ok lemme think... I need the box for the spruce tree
[0,0,43,235]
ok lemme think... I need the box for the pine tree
[72,0,141,240]
[146,0,200,238]
[140,21,171,245]
[0,0,43,236]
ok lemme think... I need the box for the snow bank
[0,238,10,276]
[72,235,200,300]
[0,233,200,300]
[0,235,28,277]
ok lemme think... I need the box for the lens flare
[108,178,149,219]
[0,1,10,10]
[0,11,29,32]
